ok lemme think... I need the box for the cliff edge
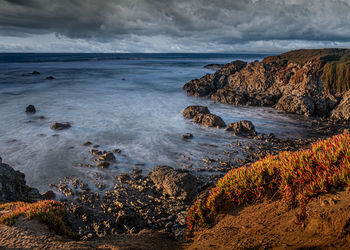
[183,48,350,119]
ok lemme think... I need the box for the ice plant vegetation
[187,133,350,233]
[0,200,77,238]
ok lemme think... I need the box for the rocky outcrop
[0,163,42,202]
[182,133,194,139]
[25,105,36,113]
[203,64,223,71]
[183,49,350,119]
[50,122,71,130]
[226,120,257,136]
[150,166,197,201]
[193,113,226,128]
[331,91,350,121]
[183,106,226,128]
[183,105,210,119]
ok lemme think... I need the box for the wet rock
[203,64,223,71]
[97,161,110,168]
[182,133,193,139]
[99,152,115,161]
[82,141,92,146]
[226,120,257,136]
[42,190,56,200]
[25,105,36,113]
[150,165,197,201]
[0,157,2,163]
[193,113,226,128]
[90,149,102,155]
[113,148,122,154]
[0,163,42,202]
[183,105,210,119]
[31,70,40,75]
[50,122,71,130]
[46,76,55,80]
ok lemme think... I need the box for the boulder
[183,105,210,119]
[99,152,115,161]
[226,120,257,136]
[182,133,193,139]
[42,190,56,200]
[97,161,110,168]
[275,95,315,116]
[193,113,226,128]
[50,122,71,130]
[150,166,197,201]
[46,76,55,80]
[331,91,350,120]
[25,105,36,113]
[0,163,42,202]
[31,70,40,75]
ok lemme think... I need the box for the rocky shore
[1,49,350,248]
[184,49,350,120]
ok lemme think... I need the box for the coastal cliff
[184,49,350,119]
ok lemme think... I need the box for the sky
[0,0,350,53]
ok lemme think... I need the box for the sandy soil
[0,217,180,250]
[184,189,350,249]
[1,191,350,249]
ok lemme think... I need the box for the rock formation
[0,163,42,202]
[150,166,197,201]
[184,49,350,120]
[183,105,226,128]
[50,122,71,130]
[226,120,257,136]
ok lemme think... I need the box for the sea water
[0,53,315,191]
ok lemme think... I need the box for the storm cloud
[0,0,350,52]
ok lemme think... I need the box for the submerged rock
[182,133,194,139]
[226,120,257,136]
[46,76,55,80]
[203,64,223,71]
[31,70,40,75]
[50,122,71,130]
[25,105,36,113]
[98,152,115,161]
[0,163,42,202]
[150,165,197,201]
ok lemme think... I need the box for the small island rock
[226,120,257,136]
[183,105,210,119]
[25,105,36,113]
[50,122,71,130]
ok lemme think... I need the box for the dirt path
[184,190,350,249]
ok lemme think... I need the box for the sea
[0,53,315,192]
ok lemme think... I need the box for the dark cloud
[0,0,349,51]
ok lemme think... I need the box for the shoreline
[1,49,350,248]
